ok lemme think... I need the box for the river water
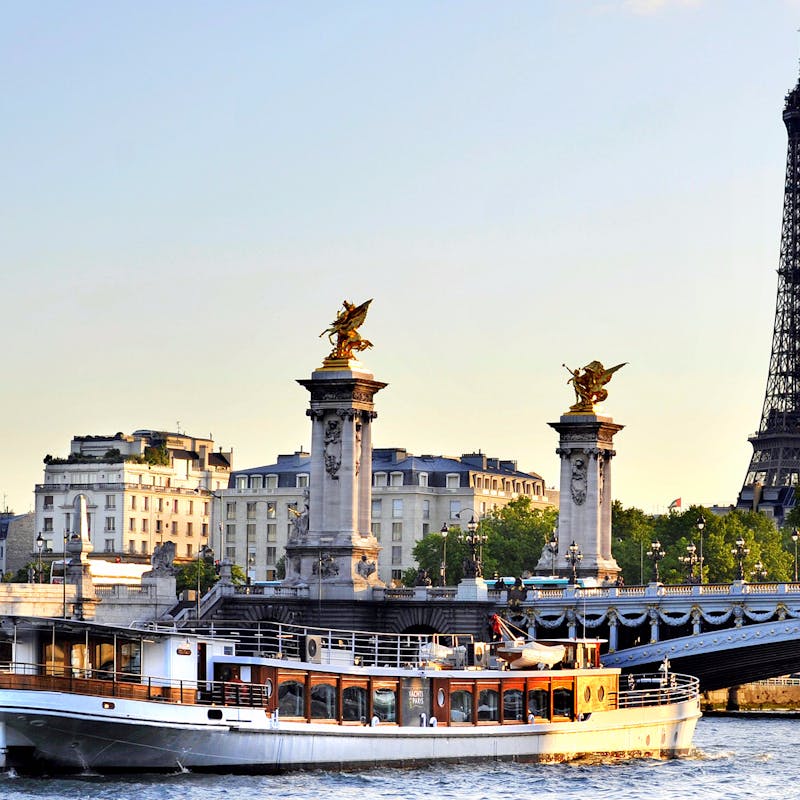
[0,716,794,800]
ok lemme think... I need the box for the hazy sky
[3,0,800,516]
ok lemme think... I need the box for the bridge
[183,579,800,692]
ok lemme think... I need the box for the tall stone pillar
[286,356,386,600]
[535,414,623,582]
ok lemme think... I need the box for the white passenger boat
[0,616,700,773]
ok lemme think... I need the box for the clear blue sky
[3,0,800,516]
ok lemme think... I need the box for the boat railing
[617,672,699,708]
[192,620,478,668]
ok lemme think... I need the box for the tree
[611,501,656,584]
[175,558,216,595]
[481,497,558,579]
[411,529,468,586]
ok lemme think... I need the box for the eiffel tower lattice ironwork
[738,74,800,523]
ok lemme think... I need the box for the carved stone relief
[323,417,342,479]
[571,457,587,505]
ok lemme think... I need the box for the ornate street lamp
[678,542,698,584]
[696,515,705,584]
[460,517,487,579]
[732,536,750,581]
[792,528,799,583]
[647,540,665,583]
[440,523,449,586]
[751,560,767,582]
[565,540,583,585]
[546,529,559,576]
[35,532,44,584]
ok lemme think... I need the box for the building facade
[221,448,558,586]
[33,430,231,565]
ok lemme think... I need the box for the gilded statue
[320,299,373,361]
[563,360,626,414]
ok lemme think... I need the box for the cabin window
[527,688,549,720]
[503,688,525,722]
[311,683,338,719]
[553,687,574,720]
[343,685,368,722]
[372,687,397,723]
[477,688,499,722]
[450,689,473,723]
[278,680,305,717]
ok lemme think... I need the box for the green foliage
[411,529,468,585]
[276,555,286,580]
[175,558,217,594]
[611,502,794,585]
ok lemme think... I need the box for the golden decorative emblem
[320,299,374,363]
[563,361,626,414]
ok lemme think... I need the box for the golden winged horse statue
[320,299,374,361]
[563,360,626,414]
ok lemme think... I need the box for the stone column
[535,414,623,582]
[289,359,387,600]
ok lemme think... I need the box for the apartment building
[34,430,231,564]
[222,448,557,586]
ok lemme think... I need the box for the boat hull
[0,689,700,773]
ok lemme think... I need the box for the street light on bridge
[565,541,582,585]
[546,528,558,576]
[647,540,665,583]
[732,536,750,582]
[792,528,799,583]
[696,515,705,584]
[678,542,698,584]
[439,523,449,586]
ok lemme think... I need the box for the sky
[3,0,800,517]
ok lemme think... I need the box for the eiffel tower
[738,72,800,524]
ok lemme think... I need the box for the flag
[668,498,681,510]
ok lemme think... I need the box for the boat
[0,615,701,773]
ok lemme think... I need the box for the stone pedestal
[456,577,488,602]
[535,414,622,582]
[286,358,386,599]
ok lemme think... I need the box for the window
[278,680,304,717]
[371,522,381,540]
[266,475,278,490]
[188,500,194,514]
[129,518,135,532]
[226,546,236,560]
[186,543,193,557]
[128,540,136,554]
[157,498,163,512]
[372,687,396,723]
[374,473,387,487]
[392,499,403,518]
[236,476,247,491]
[450,500,461,519]
[143,496,149,511]
[342,685,368,722]
[371,498,382,518]
[225,524,235,544]
[140,541,148,554]
[203,502,209,516]
[106,517,117,532]
[226,502,236,520]
[105,495,116,509]
[104,539,115,553]
[553,688,574,719]
[528,688,549,719]
[391,546,402,565]
[422,523,429,536]
[247,524,256,546]
[43,517,53,532]
[130,495,137,510]
[247,502,256,520]
[187,522,193,537]
[391,523,402,541]
[477,688,499,721]
[141,519,148,533]
[503,689,524,722]
[267,501,276,519]
[419,473,428,488]
[155,520,163,534]
[251,476,263,490]
[422,500,430,520]
[266,524,277,542]
[266,547,277,564]
[173,499,179,513]
[202,523,208,537]
[446,474,460,489]
[311,683,338,720]
[171,521,178,535]
[43,495,54,510]
[390,472,403,487]
[450,690,473,723]
[297,474,309,488]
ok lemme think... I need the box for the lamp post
[696,515,705,584]
[546,529,559,576]
[732,536,750,581]
[460,517,488,578]
[196,543,213,620]
[647,540,665,583]
[792,528,799,583]
[751,560,767,582]
[678,542,698,584]
[440,523,449,586]
[35,532,44,584]
[565,540,583,585]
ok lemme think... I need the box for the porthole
[437,688,445,708]
[102,701,115,710]
[584,687,592,702]
[208,709,223,720]
[597,686,605,701]
[265,678,273,698]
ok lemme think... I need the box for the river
[0,716,793,800]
